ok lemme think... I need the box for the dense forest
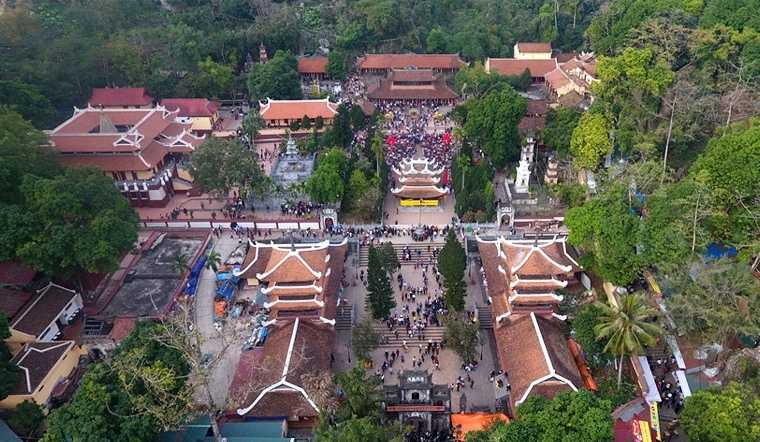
[0,0,603,127]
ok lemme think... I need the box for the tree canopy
[189,137,269,200]
[366,245,396,319]
[438,230,467,312]
[544,107,582,156]
[306,148,349,204]
[681,382,760,442]
[570,112,613,171]
[248,50,302,100]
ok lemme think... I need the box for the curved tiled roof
[259,98,338,121]
[486,58,558,77]
[358,53,465,70]
[297,56,328,74]
[88,87,153,107]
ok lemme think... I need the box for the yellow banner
[650,402,661,441]
[638,420,652,442]
[400,199,439,207]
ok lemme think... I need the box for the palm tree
[205,250,222,273]
[173,253,190,275]
[594,294,662,387]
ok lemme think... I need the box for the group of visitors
[280,200,319,217]
[377,100,453,169]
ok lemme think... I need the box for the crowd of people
[280,200,320,217]
[377,100,454,169]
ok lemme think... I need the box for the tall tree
[443,314,479,363]
[438,230,467,311]
[0,313,18,401]
[306,148,349,204]
[463,86,527,169]
[594,294,662,386]
[247,50,302,100]
[366,245,395,319]
[189,138,269,200]
[377,242,400,275]
[681,382,760,442]
[326,50,347,80]
[570,112,613,171]
[544,107,581,156]
[351,319,380,363]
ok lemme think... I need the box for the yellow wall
[136,170,155,180]
[177,167,194,182]
[7,329,35,346]
[0,345,83,410]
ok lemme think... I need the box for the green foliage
[572,304,613,371]
[13,168,139,280]
[443,315,479,363]
[550,183,587,208]
[544,107,582,156]
[666,259,760,344]
[44,322,190,442]
[352,320,380,362]
[570,112,613,170]
[316,416,403,442]
[565,185,642,285]
[0,81,56,128]
[190,138,269,200]
[333,366,383,420]
[366,245,395,319]
[596,379,637,409]
[327,50,347,80]
[306,148,348,204]
[463,86,527,169]
[248,50,302,100]
[0,312,17,401]
[377,242,401,274]
[451,153,495,219]
[472,390,613,442]
[454,63,531,98]
[426,27,447,53]
[7,400,45,439]
[189,57,233,99]
[438,230,467,311]
[681,382,760,442]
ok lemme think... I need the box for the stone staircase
[373,325,445,348]
[358,242,444,267]
[477,306,493,329]
[336,304,353,331]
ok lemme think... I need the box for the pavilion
[357,53,465,74]
[390,157,449,206]
[367,69,458,104]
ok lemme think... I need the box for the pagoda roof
[259,98,339,121]
[485,58,558,77]
[358,53,465,71]
[391,185,448,199]
[516,42,552,54]
[297,56,328,75]
[88,87,153,107]
[159,98,220,117]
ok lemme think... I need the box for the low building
[383,370,451,434]
[357,53,465,74]
[297,56,329,79]
[0,341,83,410]
[0,262,36,290]
[259,98,339,130]
[48,105,205,207]
[484,58,558,83]
[3,283,83,346]
[514,42,553,60]
[366,69,458,104]
[159,98,221,136]
[88,87,154,109]
[544,53,598,102]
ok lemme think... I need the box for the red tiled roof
[486,59,557,77]
[0,288,33,321]
[391,185,448,199]
[88,87,153,107]
[391,69,436,82]
[11,284,78,338]
[367,77,457,101]
[297,56,328,75]
[10,341,76,395]
[259,99,338,121]
[516,42,552,53]
[0,261,36,286]
[160,99,220,117]
[358,53,465,71]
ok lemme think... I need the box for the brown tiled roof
[516,42,552,53]
[358,53,465,71]
[367,77,458,101]
[88,87,153,107]
[0,288,33,321]
[486,59,557,77]
[0,262,36,286]
[12,284,78,338]
[476,241,510,319]
[545,68,572,90]
[495,313,581,410]
[518,116,545,135]
[261,248,326,283]
[160,99,220,117]
[390,69,436,82]
[259,99,338,121]
[10,341,76,395]
[392,185,448,199]
[297,56,328,75]
[321,244,346,321]
[526,99,549,115]
[502,240,579,276]
[237,243,273,280]
[555,52,577,63]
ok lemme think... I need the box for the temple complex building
[357,53,465,74]
[383,370,451,434]
[297,56,329,79]
[367,69,458,104]
[477,235,586,413]
[232,239,347,428]
[258,98,339,129]
[159,98,221,136]
[47,105,205,206]
[544,52,598,102]
[390,157,449,206]
[87,87,154,109]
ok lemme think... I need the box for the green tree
[189,138,269,200]
[0,81,56,128]
[594,294,662,386]
[463,86,527,169]
[326,50,347,80]
[7,400,45,439]
[666,259,760,345]
[544,107,582,155]
[443,314,479,363]
[681,383,760,442]
[302,115,312,130]
[242,112,264,143]
[15,168,138,282]
[316,416,403,442]
[351,319,380,363]
[438,230,467,311]
[377,242,400,275]
[247,50,302,100]
[173,253,190,274]
[333,366,383,420]
[190,57,233,99]
[306,148,348,204]
[205,250,222,273]
[570,112,613,170]
[571,304,612,370]
[426,27,448,53]
[366,245,395,319]
[0,312,18,401]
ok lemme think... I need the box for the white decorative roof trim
[509,239,572,274]
[496,311,511,323]
[260,282,323,295]
[256,248,322,280]
[390,185,447,195]
[497,265,506,275]
[319,317,336,326]
[509,292,563,302]
[233,240,260,277]
[398,175,441,184]
[510,277,567,289]
[263,298,323,309]
[551,313,567,321]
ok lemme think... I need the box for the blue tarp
[216,279,236,301]
[704,243,738,260]
[184,256,207,297]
